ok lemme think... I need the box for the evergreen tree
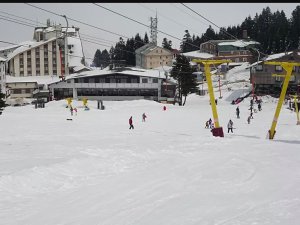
[125,37,136,66]
[93,49,102,67]
[162,37,172,50]
[114,37,126,62]
[109,46,115,61]
[134,33,145,50]
[180,30,194,53]
[144,32,149,44]
[170,54,198,106]
[289,6,300,50]
[101,49,110,68]
[0,90,6,115]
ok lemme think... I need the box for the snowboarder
[142,113,147,122]
[129,116,134,129]
[236,106,240,118]
[227,119,233,133]
[247,115,251,124]
[74,107,77,116]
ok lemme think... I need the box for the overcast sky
[0,3,299,63]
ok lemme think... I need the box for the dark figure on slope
[142,113,147,122]
[236,106,240,118]
[258,102,262,111]
[129,116,134,129]
[227,119,233,133]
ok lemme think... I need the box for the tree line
[93,5,300,67]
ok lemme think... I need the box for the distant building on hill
[135,43,173,69]
[248,50,300,96]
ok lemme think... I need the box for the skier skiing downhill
[129,116,134,129]
[142,113,147,122]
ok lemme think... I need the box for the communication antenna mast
[150,12,158,46]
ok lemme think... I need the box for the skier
[205,120,209,129]
[74,107,77,116]
[236,106,240,118]
[258,102,262,111]
[70,106,73,116]
[250,111,254,119]
[129,116,134,129]
[208,118,212,128]
[250,99,254,107]
[163,106,167,111]
[227,119,233,133]
[142,113,147,122]
[247,115,251,124]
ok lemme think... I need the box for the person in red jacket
[129,116,134,129]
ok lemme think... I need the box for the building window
[99,78,105,83]
[275,76,281,82]
[25,89,31,93]
[131,78,138,83]
[13,89,22,94]
[121,79,127,83]
[275,65,283,72]
[243,58,247,62]
[256,65,263,71]
[142,78,148,83]
[152,78,158,83]
[110,78,116,83]
[20,71,24,76]
[235,58,239,63]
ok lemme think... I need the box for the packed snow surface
[1,74,300,224]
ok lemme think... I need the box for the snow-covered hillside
[1,64,300,225]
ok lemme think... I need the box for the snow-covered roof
[6,75,61,85]
[0,56,6,62]
[35,28,43,32]
[247,51,294,68]
[62,67,168,82]
[0,44,20,52]
[182,50,214,59]
[154,65,172,72]
[73,65,91,72]
[218,40,259,47]
[62,27,76,33]
[6,38,57,62]
[45,27,55,32]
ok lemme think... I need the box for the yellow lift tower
[289,94,300,125]
[192,59,232,137]
[264,61,300,139]
[66,97,72,108]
